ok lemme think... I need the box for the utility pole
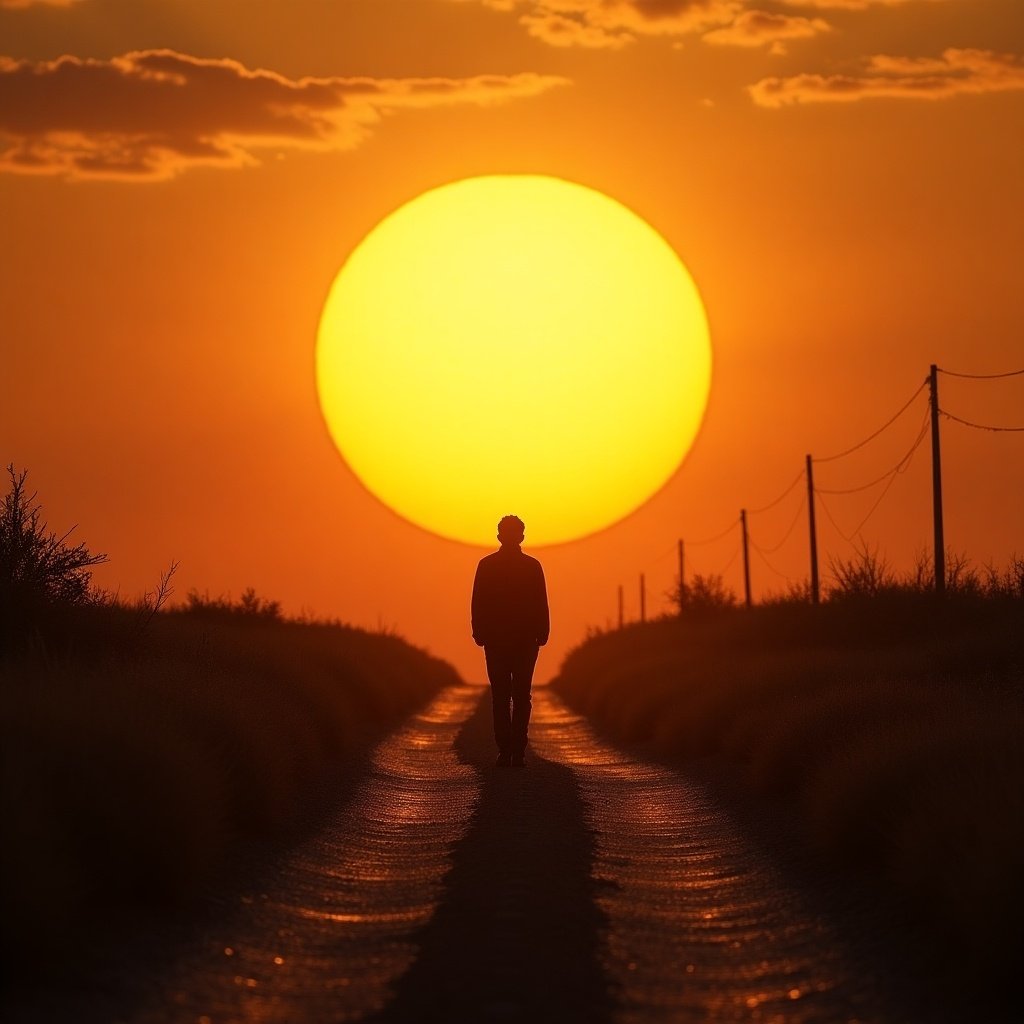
[617,584,624,629]
[929,364,946,595]
[677,539,685,612]
[806,454,820,605]
[740,509,752,608]
[639,573,646,623]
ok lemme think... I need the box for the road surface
[10,684,974,1023]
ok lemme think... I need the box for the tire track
[9,683,973,1023]
[9,685,480,1024]
[374,688,610,1024]
[531,689,945,1024]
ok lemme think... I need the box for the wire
[814,379,928,463]
[641,540,678,569]
[746,469,804,515]
[940,409,1024,432]
[815,491,859,548]
[847,466,901,537]
[938,367,1024,380]
[687,518,740,546]
[755,493,807,554]
[813,413,929,544]
[816,411,930,495]
[716,542,742,577]
[749,536,795,581]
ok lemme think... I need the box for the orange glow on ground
[316,175,712,547]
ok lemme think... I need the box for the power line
[687,517,740,546]
[641,540,678,568]
[686,541,742,580]
[815,490,859,548]
[749,536,795,581]
[814,412,930,543]
[814,379,927,463]
[746,469,804,515]
[716,542,742,577]
[816,411,930,495]
[847,465,901,537]
[619,364,1019,615]
[940,409,1024,433]
[938,366,1024,380]
[753,493,806,554]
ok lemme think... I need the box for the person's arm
[471,561,486,646]
[535,562,549,647]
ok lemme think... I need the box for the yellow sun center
[316,175,712,547]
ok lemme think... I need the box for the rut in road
[8,686,480,1024]
[12,682,959,1023]
[383,688,937,1024]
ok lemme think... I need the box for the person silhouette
[471,515,549,767]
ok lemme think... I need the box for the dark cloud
[750,48,1024,106]
[0,49,569,180]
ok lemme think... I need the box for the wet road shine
[13,683,958,1022]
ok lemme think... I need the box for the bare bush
[669,573,738,615]
[0,464,107,609]
[905,548,1022,598]
[826,543,897,599]
[760,579,813,606]
[944,549,983,596]
[183,587,282,621]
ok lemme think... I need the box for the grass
[1,600,460,964]
[552,593,1024,984]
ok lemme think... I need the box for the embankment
[1,606,460,963]
[552,595,1023,985]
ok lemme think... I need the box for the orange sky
[3,0,1023,683]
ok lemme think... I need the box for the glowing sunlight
[316,175,712,546]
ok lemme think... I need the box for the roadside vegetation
[1,466,459,962]
[553,552,1024,984]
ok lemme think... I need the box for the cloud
[0,49,569,181]
[520,10,635,48]
[750,48,1024,106]
[0,0,84,7]
[774,0,946,8]
[454,0,947,48]
[703,10,831,52]
[454,0,743,49]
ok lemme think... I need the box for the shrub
[0,466,107,651]
[552,590,1024,990]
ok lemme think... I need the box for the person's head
[497,515,525,547]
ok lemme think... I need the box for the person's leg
[509,644,539,762]
[484,646,514,758]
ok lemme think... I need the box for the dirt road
[9,684,976,1023]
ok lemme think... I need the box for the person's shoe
[510,751,526,767]
[495,752,511,767]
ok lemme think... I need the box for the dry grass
[553,594,1024,983]
[1,604,459,961]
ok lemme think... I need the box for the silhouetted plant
[760,579,813,606]
[0,464,107,612]
[127,560,180,639]
[826,542,897,599]
[980,555,1024,600]
[943,549,983,595]
[901,548,1021,598]
[669,572,738,615]
[182,586,282,620]
[906,548,934,593]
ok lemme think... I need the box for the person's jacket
[471,546,549,648]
